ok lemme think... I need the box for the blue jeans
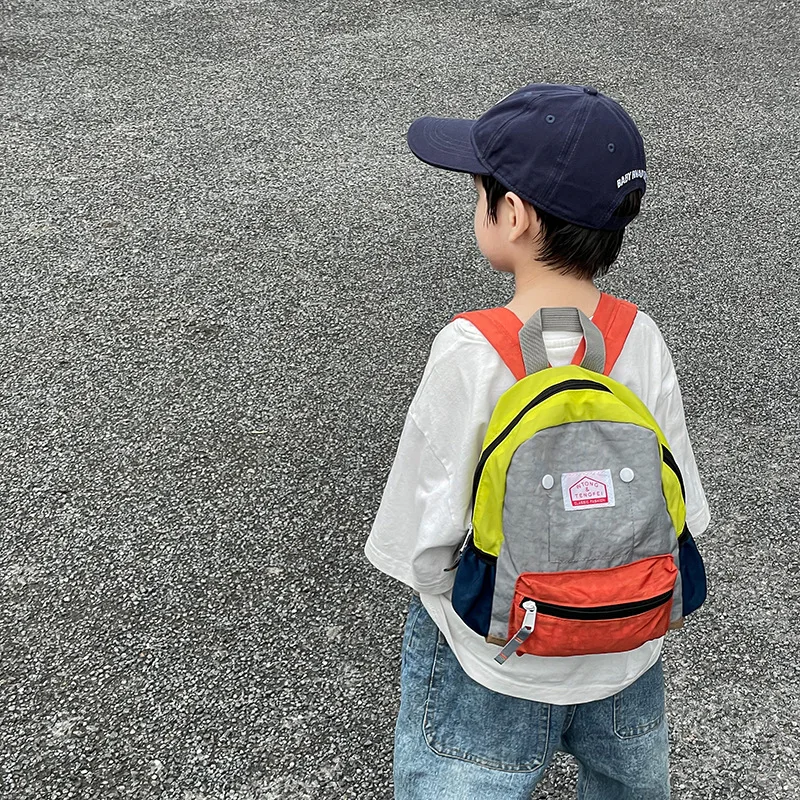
[394,595,669,800]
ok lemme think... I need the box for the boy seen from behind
[366,83,710,800]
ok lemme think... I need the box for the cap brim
[407,117,487,174]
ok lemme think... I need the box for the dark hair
[476,174,642,280]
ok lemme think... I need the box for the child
[366,84,710,799]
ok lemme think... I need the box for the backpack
[450,295,707,664]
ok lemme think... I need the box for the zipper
[522,589,673,621]
[471,379,613,507]
[494,600,537,664]
[470,377,686,509]
[495,589,673,665]
[661,446,685,501]
[443,526,473,572]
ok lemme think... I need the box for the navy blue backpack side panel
[451,545,496,636]
[679,529,707,616]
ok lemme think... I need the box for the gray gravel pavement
[2,0,800,798]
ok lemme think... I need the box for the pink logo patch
[569,476,609,507]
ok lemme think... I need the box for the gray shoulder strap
[519,307,606,376]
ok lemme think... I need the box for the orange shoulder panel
[452,308,526,381]
[570,293,638,374]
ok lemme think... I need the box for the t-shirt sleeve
[364,320,513,594]
[651,339,711,536]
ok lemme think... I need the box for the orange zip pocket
[495,555,677,662]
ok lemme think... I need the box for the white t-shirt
[365,310,710,704]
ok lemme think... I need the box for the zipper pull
[494,600,537,665]
[443,526,473,572]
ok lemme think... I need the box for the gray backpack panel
[488,420,682,641]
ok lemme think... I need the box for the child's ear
[504,192,534,242]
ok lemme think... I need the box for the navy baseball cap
[407,84,647,231]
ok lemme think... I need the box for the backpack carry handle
[520,307,606,375]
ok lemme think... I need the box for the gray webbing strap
[519,307,606,376]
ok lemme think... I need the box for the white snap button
[620,468,634,483]
[542,474,554,490]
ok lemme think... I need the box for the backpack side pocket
[678,528,707,616]
[452,538,496,637]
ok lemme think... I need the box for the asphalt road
[2,0,799,798]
